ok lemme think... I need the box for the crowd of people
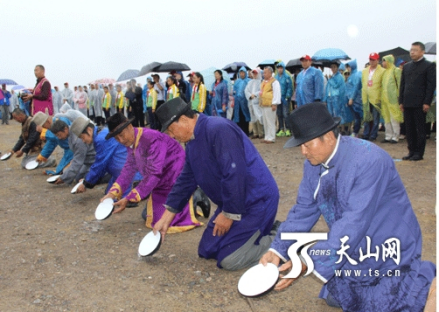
[0,41,436,311]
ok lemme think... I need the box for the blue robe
[166,114,279,267]
[270,136,435,312]
[325,72,353,124]
[345,60,363,117]
[83,126,142,195]
[232,67,251,123]
[40,116,73,174]
[296,67,324,107]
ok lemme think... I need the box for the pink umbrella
[89,78,115,85]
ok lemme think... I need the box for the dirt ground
[0,120,436,312]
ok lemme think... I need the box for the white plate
[25,160,39,170]
[95,198,114,220]
[238,263,279,297]
[71,181,83,194]
[46,175,61,183]
[0,152,12,161]
[138,231,161,256]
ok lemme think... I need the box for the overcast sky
[1,0,437,88]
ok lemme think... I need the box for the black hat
[284,102,340,148]
[155,97,191,133]
[105,113,134,140]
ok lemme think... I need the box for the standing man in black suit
[399,42,436,161]
[124,79,145,127]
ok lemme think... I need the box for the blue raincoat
[325,71,352,124]
[165,114,279,267]
[275,62,293,100]
[83,126,142,195]
[296,67,324,107]
[210,79,229,116]
[270,136,435,312]
[345,60,363,117]
[40,116,73,174]
[232,67,251,123]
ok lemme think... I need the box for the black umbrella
[117,69,140,82]
[378,47,411,62]
[153,61,190,73]
[222,62,251,73]
[139,62,162,76]
[285,58,302,72]
[424,42,436,55]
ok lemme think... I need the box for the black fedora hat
[155,97,191,133]
[284,102,341,148]
[105,113,134,140]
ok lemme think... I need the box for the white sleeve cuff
[269,248,288,263]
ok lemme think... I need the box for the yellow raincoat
[361,64,385,122]
[381,55,403,123]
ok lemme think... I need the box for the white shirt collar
[321,134,341,169]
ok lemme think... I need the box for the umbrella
[378,47,411,62]
[424,42,436,55]
[312,48,350,62]
[11,85,26,90]
[89,78,115,85]
[257,59,276,69]
[153,61,190,73]
[117,69,140,82]
[199,67,232,92]
[0,79,18,85]
[139,62,162,76]
[222,62,251,73]
[285,58,302,72]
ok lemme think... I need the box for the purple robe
[109,127,200,232]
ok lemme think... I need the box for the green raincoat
[381,55,403,123]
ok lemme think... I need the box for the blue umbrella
[222,62,251,73]
[12,85,26,90]
[312,48,350,62]
[117,69,140,82]
[257,59,276,69]
[199,67,232,93]
[0,79,18,85]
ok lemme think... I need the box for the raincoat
[274,62,293,100]
[270,136,435,312]
[381,55,403,124]
[325,71,352,124]
[210,79,229,116]
[345,60,363,117]
[245,70,263,123]
[94,87,104,118]
[296,67,324,107]
[361,65,385,122]
[232,67,251,123]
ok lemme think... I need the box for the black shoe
[410,155,423,161]
[362,137,369,141]
[390,140,398,144]
[402,154,414,161]
[271,220,282,234]
[381,139,391,143]
[426,135,431,139]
